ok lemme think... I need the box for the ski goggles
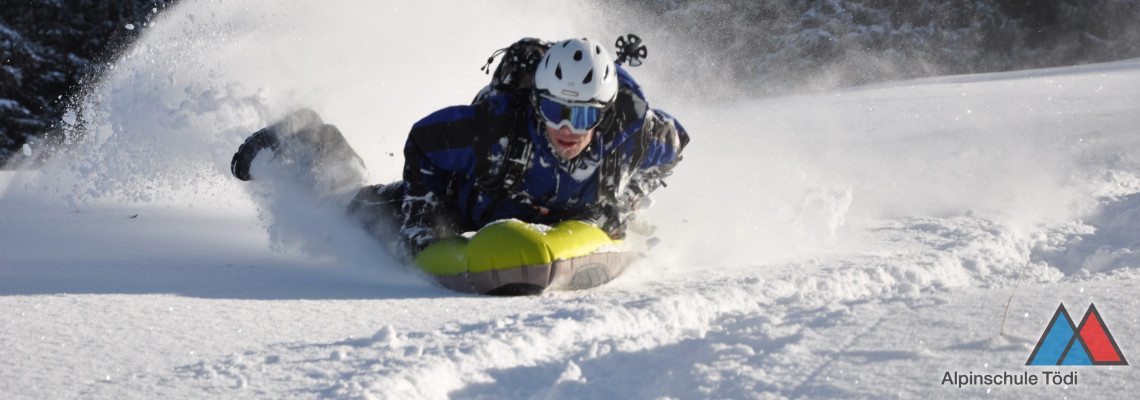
[536,95,604,134]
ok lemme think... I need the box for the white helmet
[534,38,618,107]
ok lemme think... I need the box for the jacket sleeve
[588,69,691,238]
[400,105,479,255]
[610,66,689,201]
[593,102,689,238]
[627,108,688,200]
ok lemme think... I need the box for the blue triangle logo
[1027,304,1085,365]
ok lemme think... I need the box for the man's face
[544,124,594,160]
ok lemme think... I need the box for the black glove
[396,194,440,259]
[230,128,279,181]
[397,224,435,260]
[578,202,631,240]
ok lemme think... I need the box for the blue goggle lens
[538,97,602,134]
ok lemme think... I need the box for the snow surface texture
[2,1,1140,399]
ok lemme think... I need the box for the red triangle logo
[1076,304,1129,365]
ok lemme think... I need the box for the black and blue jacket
[400,66,688,250]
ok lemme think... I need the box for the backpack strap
[466,37,553,224]
[468,99,535,226]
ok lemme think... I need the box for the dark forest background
[2,0,1139,166]
[1,0,176,166]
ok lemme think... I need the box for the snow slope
[3,1,1140,398]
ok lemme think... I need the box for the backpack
[472,38,552,104]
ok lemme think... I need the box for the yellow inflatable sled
[414,220,634,296]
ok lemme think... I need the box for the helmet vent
[555,64,562,80]
[573,50,583,61]
[583,69,593,84]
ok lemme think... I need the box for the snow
[3,1,1140,399]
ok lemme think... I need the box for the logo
[1026,303,1128,366]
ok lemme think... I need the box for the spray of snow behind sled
[1,0,614,266]
[7,0,1140,284]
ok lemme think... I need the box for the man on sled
[230,37,689,295]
